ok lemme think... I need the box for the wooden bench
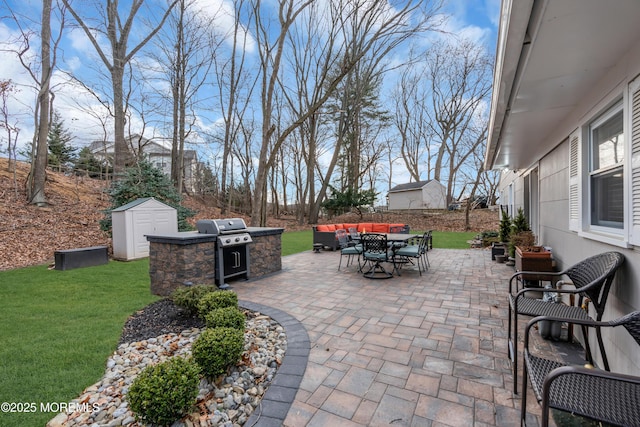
[54,246,109,270]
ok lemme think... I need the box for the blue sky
[0,0,500,192]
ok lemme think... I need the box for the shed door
[133,211,154,258]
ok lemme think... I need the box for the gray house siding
[489,2,640,375]
[498,99,640,374]
[501,135,640,373]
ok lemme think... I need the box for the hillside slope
[0,158,498,271]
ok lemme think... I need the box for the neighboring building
[485,0,640,375]
[388,180,447,210]
[89,134,199,193]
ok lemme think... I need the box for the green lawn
[282,229,477,252]
[430,230,477,249]
[0,259,158,427]
[0,229,476,426]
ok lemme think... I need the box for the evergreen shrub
[205,307,246,330]
[172,284,217,316]
[192,327,244,378]
[498,207,512,243]
[196,290,238,318]
[127,357,200,426]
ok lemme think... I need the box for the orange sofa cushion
[357,223,373,233]
[316,224,337,232]
[342,223,358,231]
[371,223,389,233]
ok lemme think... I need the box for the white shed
[112,197,178,260]
[388,180,447,210]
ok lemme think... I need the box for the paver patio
[233,247,560,426]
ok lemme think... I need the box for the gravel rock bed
[47,299,287,427]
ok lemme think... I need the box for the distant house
[89,134,199,192]
[388,180,446,210]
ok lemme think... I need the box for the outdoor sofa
[313,222,409,251]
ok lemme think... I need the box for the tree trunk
[28,0,52,206]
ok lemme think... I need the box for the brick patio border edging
[240,300,310,427]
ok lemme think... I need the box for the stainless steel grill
[196,218,252,289]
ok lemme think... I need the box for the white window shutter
[629,79,640,245]
[568,128,581,232]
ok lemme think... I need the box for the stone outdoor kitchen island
[146,227,284,296]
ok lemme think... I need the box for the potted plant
[506,208,526,260]
[507,210,553,282]
[492,208,511,260]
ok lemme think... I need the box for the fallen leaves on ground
[0,158,498,271]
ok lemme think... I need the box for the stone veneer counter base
[147,227,284,296]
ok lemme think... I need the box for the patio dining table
[384,232,420,243]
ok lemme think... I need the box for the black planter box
[491,243,506,260]
[54,246,109,270]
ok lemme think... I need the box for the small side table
[313,243,323,253]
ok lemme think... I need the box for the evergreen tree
[498,207,512,243]
[100,159,195,232]
[511,207,530,234]
[48,112,77,172]
[74,147,110,178]
[322,186,377,218]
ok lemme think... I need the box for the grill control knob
[225,238,231,244]
[243,236,249,241]
[234,237,240,242]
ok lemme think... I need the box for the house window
[588,102,624,230]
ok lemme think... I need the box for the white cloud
[192,0,256,54]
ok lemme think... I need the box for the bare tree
[458,125,496,229]
[250,0,443,226]
[0,80,21,178]
[61,0,178,175]
[425,37,493,204]
[2,1,66,205]
[213,0,258,214]
[281,0,343,224]
[393,64,433,182]
[26,0,53,206]
[151,0,219,194]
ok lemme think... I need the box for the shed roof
[389,180,433,193]
[112,197,174,212]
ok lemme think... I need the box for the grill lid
[197,218,248,235]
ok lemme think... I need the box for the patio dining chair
[388,224,408,250]
[508,251,624,394]
[393,232,430,276]
[347,227,361,244]
[520,311,640,427]
[336,229,362,271]
[361,233,394,279]
[389,225,407,233]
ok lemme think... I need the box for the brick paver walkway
[234,247,555,426]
